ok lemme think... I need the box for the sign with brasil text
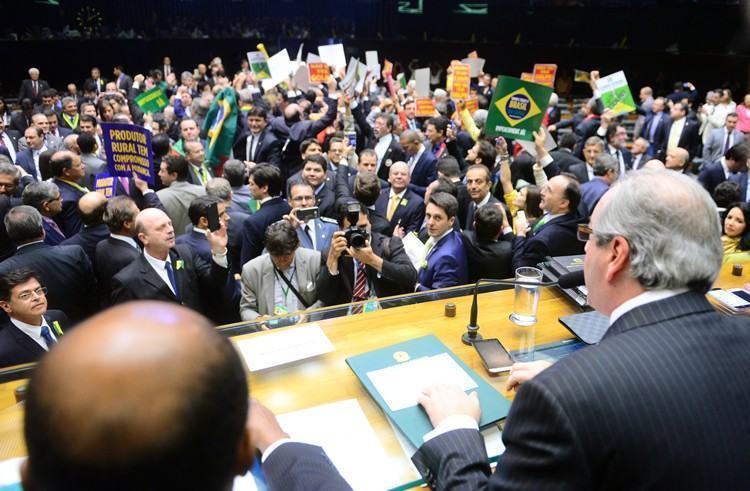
[597,71,637,115]
[100,123,154,184]
[485,76,553,142]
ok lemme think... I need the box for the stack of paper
[235,324,334,372]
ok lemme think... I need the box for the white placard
[414,68,431,98]
[461,57,486,78]
[236,323,334,372]
[365,50,379,69]
[318,43,346,69]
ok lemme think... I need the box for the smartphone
[516,210,527,223]
[473,338,514,374]
[345,131,357,148]
[206,202,221,232]
[729,288,750,305]
[297,206,320,222]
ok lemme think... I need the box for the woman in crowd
[722,202,750,255]
[0,97,11,126]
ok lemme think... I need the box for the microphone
[462,270,585,345]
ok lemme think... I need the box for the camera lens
[350,232,366,249]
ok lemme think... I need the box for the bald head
[642,159,666,170]
[665,147,689,171]
[136,208,175,257]
[78,191,107,215]
[284,103,301,121]
[23,302,250,490]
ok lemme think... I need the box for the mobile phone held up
[297,206,320,223]
[473,338,514,374]
[206,202,221,232]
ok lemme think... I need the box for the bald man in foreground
[22,302,351,490]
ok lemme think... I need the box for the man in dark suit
[15,127,46,181]
[0,163,26,261]
[205,177,250,276]
[10,99,34,135]
[111,208,230,320]
[0,206,98,323]
[699,143,748,196]
[416,192,468,291]
[549,133,585,173]
[603,123,632,178]
[375,161,425,234]
[21,302,351,490]
[61,192,110,266]
[333,164,393,237]
[269,78,339,179]
[95,196,141,306]
[400,130,437,197]
[511,174,585,271]
[462,205,512,282]
[240,164,291,266]
[573,98,604,158]
[286,182,339,254]
[643,97,670,157]
[300,154,337,219]
[176,195,223,263]
[352,108,406,181]
[184,140,214,187]
[317,201,417,306]
[657,101,701,162]
[112,65,133,98]
[459,165,500,231]
[411,169,750,490]
[232,107,281,167]
[0,268,69,368]
[50,150,88,237]
[18,68,50,105]
[0,119,20,163]
[579,154,617,217]
[567,136,604,185]
[83,67,107,96]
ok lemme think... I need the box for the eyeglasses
[17,286,48,301]
[577,223,595,242]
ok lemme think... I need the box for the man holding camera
[316,201,417,310]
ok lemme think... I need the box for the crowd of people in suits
[0,51,748,491]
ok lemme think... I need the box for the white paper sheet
[277,399,400,491]
[401,232,426,270]
[461,57,486,78]
[516,129,557,157]
[306,52,322,64]
[318,44,346,69]
[365,50,379,69]
[367,353,478,412]
[0,457,23,486]
[236,323,334,372]
[414,68,431,98]
[293,64,310,92]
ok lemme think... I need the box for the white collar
[389,188,407,200]
[609,288,689,326]
[110,233,139,249]
[429,228,453,244]
[192,227,208,235]
[259,196,273,205]
[10,316,48,330]
[17,240,44,250]
[476,193,491,207]
[144,249,171,270]
[10,316,54,349]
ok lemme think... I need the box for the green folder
[346,335,511,449]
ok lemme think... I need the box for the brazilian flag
[485,76,553,142]
[202,87,238,171]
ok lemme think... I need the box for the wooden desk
[0,262,747,488]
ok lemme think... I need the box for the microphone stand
[462,277,559,345]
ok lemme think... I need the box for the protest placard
[100,123,154,184]
[93,173,117,198]
[485,76,553,142]
[450,63,470,100]
[308,63,330,83]
[318,44,346,69]
[533,64,557,87]
[462,58,486,78]
[520,72,534,82]
[247,51,271,80]
[415,68,430,97]
[597,71,637,115]
[134,87,168,114]
[415,98,436,117]
[465,98,479,114]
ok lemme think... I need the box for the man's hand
[600,109,615,128]
[495,136,509,157]
[284,208,302,228]
[326,231,348,273]
[505,360,553,391]
[326,76,339,95]
[134,74,145,84]
[417,384,481,428]
[392,224,405,238]
[347,242,379,268]
[532,128,547,157]
[248,399,289,453]
[131,172,149,193]
[15,165,29,178]
[206,219,229,254]
[514,214,529,236]
[589,70,600,92]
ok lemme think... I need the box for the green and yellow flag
[485,76,553,142]
[202,87,238,171]
[134,87,168,114]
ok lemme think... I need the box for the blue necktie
[40,325,56,349]
[165,260,181,301]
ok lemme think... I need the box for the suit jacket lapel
[139,255,176,300]
[10,325,45,357]
[262,258,275,313]
[170,249,189,302]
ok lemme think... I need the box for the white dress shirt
[144,251,178,295]
[110,233,140,250]
[408,145,426,174]
[1,132,15,162]
[374,133,393,172]
[10,316,57,350]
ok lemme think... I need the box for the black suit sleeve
[307,97,339,137]
[263,137,283,168]
[110,271,136,305]
[377,236,417,292]
[262,442,352,491]
[334,163,355,206]
[316,254,347,306]
[446,139,468,172]
[511,235,548,272]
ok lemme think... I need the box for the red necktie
[351,261,369,313]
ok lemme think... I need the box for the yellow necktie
[667,121,681,152]
[387,195,400,221]
[200,165,209,186]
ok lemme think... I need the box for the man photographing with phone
[284,182,338,254]
[316,201,417,310]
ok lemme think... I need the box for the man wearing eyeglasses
[0,268,69,368]
[284,182,338,253]
[511,174,586,271]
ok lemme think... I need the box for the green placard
[485,76,553,142]
[134,87,168,114]
[597,70,637,115]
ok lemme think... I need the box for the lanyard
[274,266,303,306]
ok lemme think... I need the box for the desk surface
[0,262,747,488]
